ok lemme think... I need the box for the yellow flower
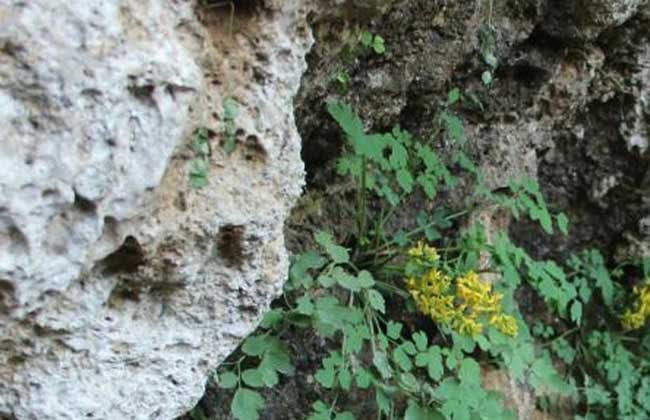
[621,282,650,330]
[407,241,440,263]
[454,317,483,337]
[489,314,519,337]
[622,310,645,330]
[404,261,518,338]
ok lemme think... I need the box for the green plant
[189,127,211,189]
[479,0,497,86]
[222,97,239,154]
[335,69,351,91]
[206,84,650,420]
[360,30,386,55]
[215,330,294,420]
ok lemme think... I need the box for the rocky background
[0,0,648,419]
[1,0,310,418]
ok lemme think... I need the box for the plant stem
[357,156,368,250]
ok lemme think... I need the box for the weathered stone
[544,0,649,39]
[0,0,312,418]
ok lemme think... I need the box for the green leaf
[307,401,330,420]
[388,141,408,170]
[327,102,374,160]
[290,251,328,289]
[484,51,498,68]
[459,358,481,385]
[260,310,284,330]
[373,351,393,379]
[539,208,553,234]
[399,372,419,393]
[189,173,209,189]
[336,412,355,420]
[417,174,437,199]
[551,338,576,365]
[231,388,264,420]
[557,212,569,235]
[372,35,386,54]
[189,158,209,175]
[358,270,375,288]
[368,289,386,313]
[376,389,391,415]
[482,70,493,85]
[356,368,372,389]
[339,367,352,390]
[264,342,294,375]
[343,324,364,354]
[595,264,613,306]
[360,31,373,47]
[258,360,279,387]
[441,398,470,420]
[193,139,210,156]
[570,300,582,325]
[448,88,461,105]
[217,371,239,389]
[455,151,477,174]
[441,112,466,143]
[530,356,568,393]
[412,331,428,352]
[544,261,566,281]
[296,295,315,315]
[393,347,413,371]
[387,321,403,339]
[315,367,336,388]
[396,169,414,193]
[242,369,265,388]
[318,273,336,288]
[336,270,361,292]
[405,401,444,420]
[586,382,611,406]
[416,346,444,381]
[223,97,239,120]
[242,336,269,357]
[315,231,350,264]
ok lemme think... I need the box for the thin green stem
[375,280,410,299]
[357,156,368,250]
[542,327,579,348]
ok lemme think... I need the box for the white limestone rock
[0,0,312,418]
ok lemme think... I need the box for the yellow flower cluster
[621,283,650,330]
[407,241,440,263]
[405,243,518,337]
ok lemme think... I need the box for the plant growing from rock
[189,127,211,189]
[203,92,650,420]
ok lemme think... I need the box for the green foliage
[478,16,497,86]
[335,69,350,91]
[214,332,294,420]
[360,30,386,55]
[188,97,239,188]
[222,97,239,154]
[189,127,211,189]
[207,82,649,420]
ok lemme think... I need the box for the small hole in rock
[98,236,145,275]
[73,192,97,214]
[216,225,245,267]
[200,0,262,18]
[0,279,16,314]
[244,135,267,162]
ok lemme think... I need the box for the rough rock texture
[544,0,649,39]
[0,0,311,418]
